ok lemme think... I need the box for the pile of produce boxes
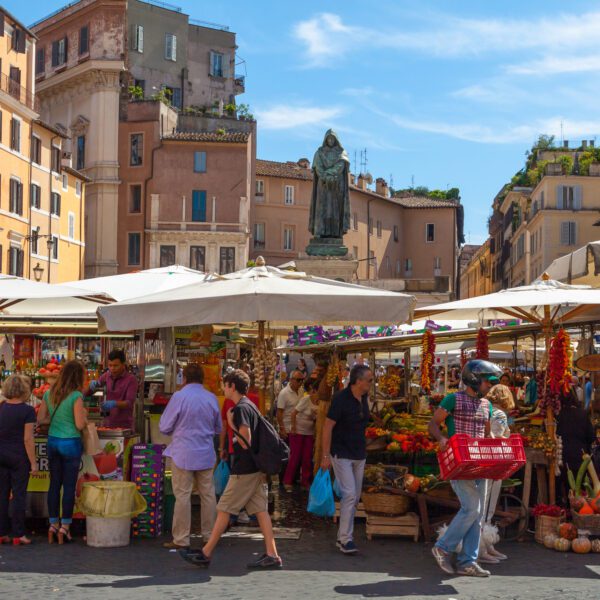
[131,444,166,538]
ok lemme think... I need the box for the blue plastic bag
[213,460,230,496]
[333,477,342,499]
[307,469,335,517]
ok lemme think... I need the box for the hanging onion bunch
[253,338,267,389]
[326,354,340,387]
[420,331,436,394]
[475,328,489,360]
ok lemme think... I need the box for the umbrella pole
[258,320,266,414]
[542,310,556,505]
[137,330,146,441]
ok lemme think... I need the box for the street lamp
[46,237,55,283]
[32,262,44,282]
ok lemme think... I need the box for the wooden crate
[333,501,366,523]
[366,512,420,541]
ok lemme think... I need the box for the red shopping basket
[437,434,526,480]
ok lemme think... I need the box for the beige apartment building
[251,159,461,290]
[459,241,491,299]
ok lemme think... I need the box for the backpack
[237,400,289,475]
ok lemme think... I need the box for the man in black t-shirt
[321,365,372,555]
[180,369,282,570]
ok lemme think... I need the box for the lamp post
[46,237,55,283]
[32,262,44,282]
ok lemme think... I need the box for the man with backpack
[180,369,284,569]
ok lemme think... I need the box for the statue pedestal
[295,254,358,283]
[306,237,348,257]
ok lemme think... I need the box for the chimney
[61,151,72,168]
[357,174,368,190]
[375,177,389,197]
[563,140,569,148]
[582,140,588,149]
[297,158,310,169]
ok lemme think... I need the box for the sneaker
[478,552,500,564]
[456,563,491,577]
[337,540,358,554]
[237,510,251,524]
[432,545,455,574]
[247,553,283,569]
[179,548,211,568]
[162,541,189,550]
[488,547,508,560]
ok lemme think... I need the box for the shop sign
[174,325,213,347]
[28,437,51,492]
[575,353,600,372]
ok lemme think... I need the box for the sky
[9,0,600,244]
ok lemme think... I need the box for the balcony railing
[150,221,248,233]
[189,18,230,31]
[0,72,38,111]
[234,75,245,89]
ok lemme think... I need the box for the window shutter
[209,51,215,75]
[18,29,25,53]
[138,26,143,52]
[0,12,4,36]
[556,185,564,209]
[17,249,23,277]
[172,35,176,61]
[222,53,229,78]
[571,222,577,245]
[57,194,61,216]
[18,182,23,215]
[574,185,582,210]
[192,190,206,222]
[560,222,570,245]
[63,35,68,59]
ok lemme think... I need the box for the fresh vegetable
[590,493,600,514]
[583,453,600,497]
[577,501,595,515]
[404,474,421,493]
[591,539,600,553]
[531,504,563,518]
[572,536,592,554]
[554,537,571,552]
[558,522,578,540]
[543,533,558,549]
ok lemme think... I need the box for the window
[50,192,61,216]
[160,245,176,267]
[131,25,144,52]
[36,48,45,75]
[79,25,89,55]
[31,136,41,164]
[62,173,68,191]
[130,133,143,166]
[210,51,225,77]
[68,212,75,239]
[133,79,145,96]
[426,223,435,242]
[560,221,577,246]
[128,233,141,265]
[190,246,206,271]
[30,183,41,209]
[219,247,235,274]
[75,181,82,197]
[352,212,358,231]
[129,185,141,213]
[283,226,294,251]
[51,235,59,260]
[76,135,85,170]
[194,151,206,173]
[165,33,177,61]
[11,27,25,53]
[8,247,23,276]
[557,185,582,210]
[191,190,207,222]
[31,229,39,254]
[51,37,68,67]
[405,258,412,275]
[9,178,23,215]
[540,190,545,209]
[171,87,182,109]
[284,185,294,205]
[368,218,373,235]
[434,256,442,275]
[253,222,265,249]
[10,118,20,152]
[376,220,382,237]
[393,225,398,242]
[51,145,61,173]
[255,179,264,196]
[396,259,401,276]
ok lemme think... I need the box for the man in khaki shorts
[180,369,282,569]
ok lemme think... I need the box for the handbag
[82,422,101,455]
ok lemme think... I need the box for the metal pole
[533,332,537,372]
[444,351,448,395]
[136,330,146,440]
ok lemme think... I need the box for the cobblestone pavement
[1,490,599,600]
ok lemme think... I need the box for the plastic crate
[437,434,526,480]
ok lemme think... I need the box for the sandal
[58,525,73,544]
[48,524,60,544]
[0,535,11,544]
[13,536,32,545]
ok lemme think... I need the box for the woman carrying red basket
[428,359,502,578]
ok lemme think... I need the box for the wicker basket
[572,512,600,536]
[362,490,411,516]
[534,515,563,544]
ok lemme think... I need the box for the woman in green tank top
[37,360,87,544]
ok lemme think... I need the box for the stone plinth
[305,237,348,257]
[295,255,358,282]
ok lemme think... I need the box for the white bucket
[86,516,131,548]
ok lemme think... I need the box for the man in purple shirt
[159,364,222,549]
[87,349,139,430]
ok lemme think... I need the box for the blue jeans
[47,437,83,525]
[435,479,487,567]
[331,457,365,544]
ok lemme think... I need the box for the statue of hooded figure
[308,129,351,244]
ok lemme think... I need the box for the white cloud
[293,11,600,62]
[255,104,344,130]
[506,55,600,76]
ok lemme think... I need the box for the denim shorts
[47,436,83,458]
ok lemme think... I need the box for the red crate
[437,434,526,480]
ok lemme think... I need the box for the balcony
[234,75,245,93]
[0,72,38,112]
[149,221,248,234]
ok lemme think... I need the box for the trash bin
[79,481,147,548]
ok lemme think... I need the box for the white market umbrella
[0,275,112,316]
[98,259,416,332]
[64,265,211,302]
[544,241,600,286]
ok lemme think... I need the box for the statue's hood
[322,129,342,147]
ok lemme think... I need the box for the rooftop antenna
[560,120,564,145]
[389,173,394,189]
[360,148,368,174]
[411,174,415,188]
[353,150,357,175]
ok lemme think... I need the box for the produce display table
[366,512,420,541]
